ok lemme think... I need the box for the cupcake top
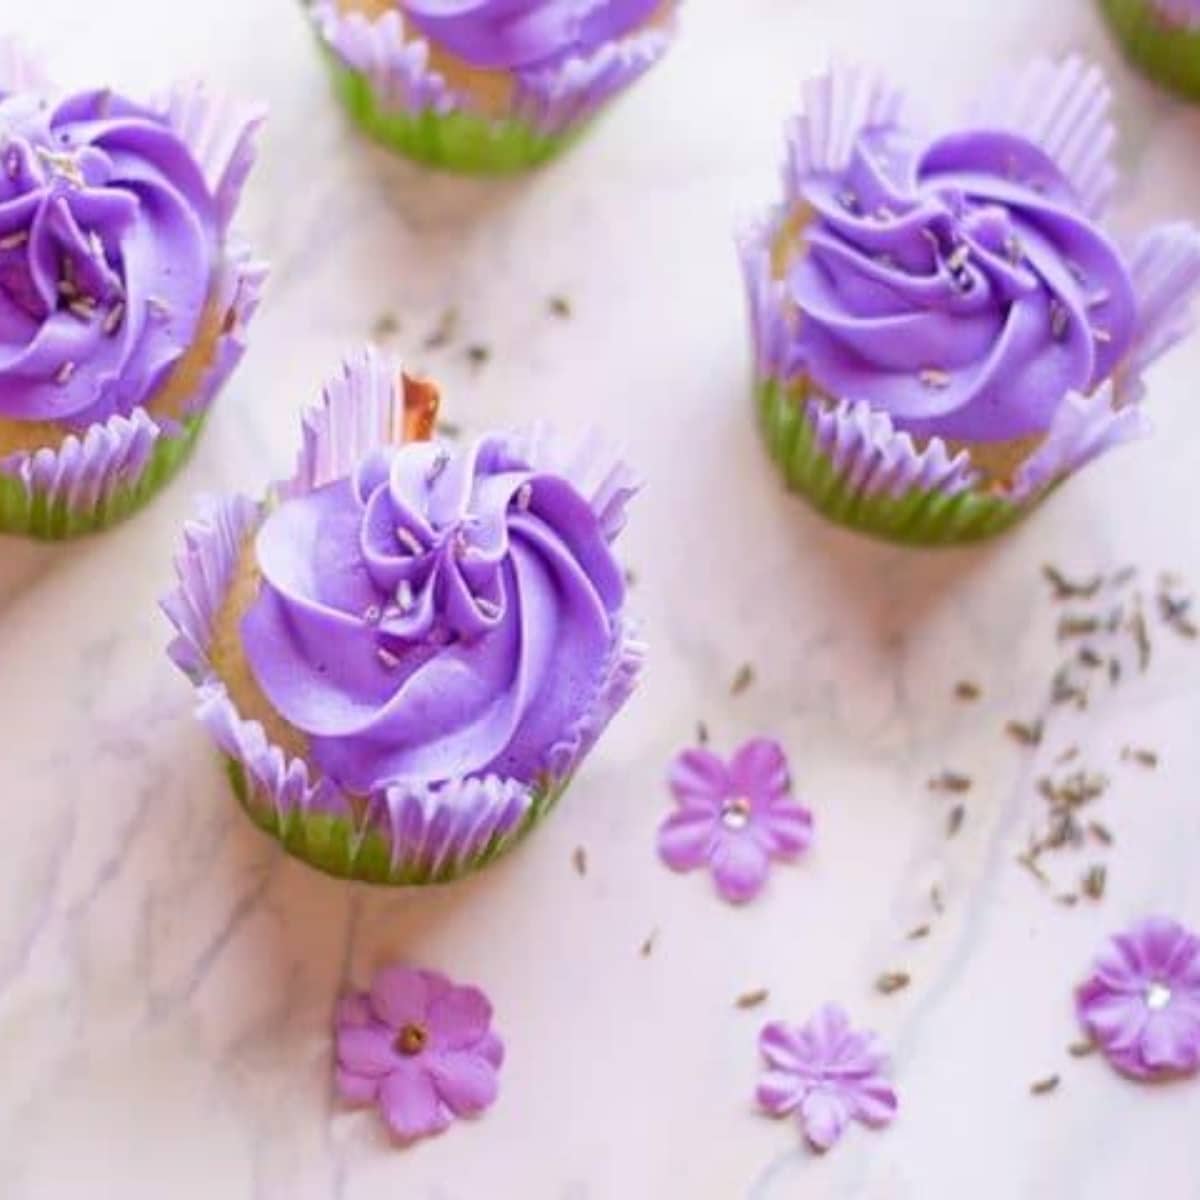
[780,114,1138,444]
[400,0,662,71]
[238,382,632,795]
[0,85,221,430]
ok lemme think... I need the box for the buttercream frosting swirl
[241,432,627,794]
[0,86,216,427]
[786,126,1138,442]
[400,0,661,71]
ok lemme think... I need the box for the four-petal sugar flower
[335,964,504,1143]
[757,1005,899,1152]
[657,738,813,903]
[1076,915,1200,1081]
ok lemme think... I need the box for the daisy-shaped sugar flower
[757,1005,899,1152]
[657,738,813,903]
[334,964,504,1144]
[1076,915,1200,1081]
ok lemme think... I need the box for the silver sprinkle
[147,295,171,319]
[875,204,896,220]
[102,302,125,336]
[515,482,533,511]
[1088,288,1110,309]
[376,646,402,670]
[1005,234,1025,265]
[362,604,382,624]
[947,244,970,272]
[88,230,105,262]
[396,527,423,556]
[427,451,450,484]
[919,368,951,389]
[68,298,95,321]
[54,361,76,386]
[396,580,415,613]
[0,230,28,251]
[1092,326,1112,344]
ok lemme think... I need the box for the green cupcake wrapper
[756,378,1032,546]
[227,757,570,886]
[1099,0,1200,99]
[322,49,582,174]
[0,412,206,541]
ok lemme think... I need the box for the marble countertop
[4,0,1200,1196]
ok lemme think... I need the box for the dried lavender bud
[423,306,459,350]
[572,846,587,877]
[1121,746,1159,768]
[1005,719,1043,746]
[1043,566,1102,601]
[1081,864,1108,900]
[875,971,911,996]
[954,680,982,701]
[735,988,770,1010]
[731,664,755,695]
[1030,1075,1060,1096]
[929,771,973,793]
[946,805,966,837]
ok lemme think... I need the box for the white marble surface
[3,0,1200,1196]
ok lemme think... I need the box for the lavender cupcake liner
[1099,0,1200,99]
[755,379,1026,545]
[0,245,267,540]
[163,349,645,886]
[742,60,1200,546]
[0,61,267,539]
[310,1,672,174]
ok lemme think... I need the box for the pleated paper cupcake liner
[0,245,267,540]
[1099,0,1200,100]
[162,349,645,885]
[310,1,673,174]
[756,380,1029,546]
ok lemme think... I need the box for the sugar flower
[335,964,504,1143]
[657,738,813,903]
[1076,915,1200,1081]
[757,1005,899,1152]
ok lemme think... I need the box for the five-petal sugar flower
[335,964,504,1144]
[757,1005,899,1152]
[657,738,813,903]
[1076,915,1200,1081]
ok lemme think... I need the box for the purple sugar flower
[657,738,813,904]
[334,964,504,1144]
[757,1005,899,1152]
[1076,915,1200,1081]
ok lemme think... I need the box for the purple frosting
[787,127,1138,443]
[241,432,626,794]
[400,0,661,71]
[0,86,217,428]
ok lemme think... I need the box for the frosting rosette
[741,59,1200,544]
[307,0,677,173]
[162,349,644,886]
[0,41,266,538]
[1098,0,1200,100]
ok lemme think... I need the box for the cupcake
[740,59,1200,545]
[162,349,644,885]
[0,41,266,539]
[1099,0,1200,100]
[308,0,678,174]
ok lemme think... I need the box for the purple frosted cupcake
[1099,0,1200,100]
[163,349,644,885]
[308,0,678,174]
[0,41,266,539]
[741,59,1200,544]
